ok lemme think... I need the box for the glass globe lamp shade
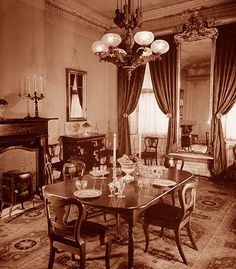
[92,41,108,54]
[102,33,122,47]
[151,39,169,54]
[134,31,154,46]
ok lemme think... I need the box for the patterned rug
[0,177,236,269]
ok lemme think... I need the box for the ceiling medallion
[92,0,169,79]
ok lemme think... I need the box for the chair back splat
[143,178,198,265]
[165,154,184,170]
[141,136,159,165]
[44,193,112,269]
[62,159,86,181]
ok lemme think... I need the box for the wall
[0,0,117,145]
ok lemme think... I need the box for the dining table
[44,167,194,269]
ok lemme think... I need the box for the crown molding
[45,0,108,33]
[46,0,236,35]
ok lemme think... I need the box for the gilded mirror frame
[174,12,218,150]
[66,68,87,122]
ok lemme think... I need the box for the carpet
[0,177,236,269]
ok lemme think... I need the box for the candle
[40,76,43,94]
[138,134,142,159]
[34,74,36,93]
[27,76,30,95]
[23,78,26,95]
[18,79,21,96]
[113,133,117,166]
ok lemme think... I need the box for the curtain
[212,23,236,176]
[149,34,177,154]
[138,91,168,135]
[117,65,146,155]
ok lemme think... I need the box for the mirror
[175,13,218,152]
[66,68,87,122]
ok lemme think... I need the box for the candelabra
[27,91,44,118]
[18,75,45,118]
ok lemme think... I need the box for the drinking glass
[108,182,115,197]
[100,164,106,179]
[117,179,126,198]
[75,180,82,189]
[81,179,88,189]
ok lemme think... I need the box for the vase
[0,105,6,120]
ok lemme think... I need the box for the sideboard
[59,133,106,171]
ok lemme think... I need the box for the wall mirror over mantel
[66,68,87,122]
[175,12,218,154]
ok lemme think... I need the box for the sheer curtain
[222,103,236,139]
[138,91,168,135]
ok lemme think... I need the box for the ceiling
[49,0,236,33]
[47,0,236,66]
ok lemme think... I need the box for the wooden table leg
[127,222,134,269]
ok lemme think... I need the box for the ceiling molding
[46,0,236,35]
[45,0,108,33]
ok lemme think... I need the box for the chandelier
[92,0,169,78]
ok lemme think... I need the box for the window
[129,64,168,136]
[222,102,236,140]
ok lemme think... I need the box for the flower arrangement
[0,99,8,106]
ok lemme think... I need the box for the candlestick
[28,91,44,118]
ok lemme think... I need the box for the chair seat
[144,203,182,223]
[52,220,110,253]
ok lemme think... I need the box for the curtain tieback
[123,113,128,118]
[216,113,222,119]
[166,113,172,118]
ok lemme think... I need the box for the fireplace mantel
[0,118,57,194]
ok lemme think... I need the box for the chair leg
[48,245,56,269]
[116,213,121,242]
[105,240,112,269]
[174,228,187,265]
[8,205,14,219]
[143,222,150,252]
[171,191,175,205]
[186,222,198,250]
[80,244,86,269]
[103,211,107,222]
[160,227,164,237]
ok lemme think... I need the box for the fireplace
[0,118,55,197]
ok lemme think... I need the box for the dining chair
[141,136,159,165]
[44,193,112,269]
[62,159,86,181]
[47,143,64,179]
[164,154,185,205]
[165,154,185,170]
[143,179,198,265]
